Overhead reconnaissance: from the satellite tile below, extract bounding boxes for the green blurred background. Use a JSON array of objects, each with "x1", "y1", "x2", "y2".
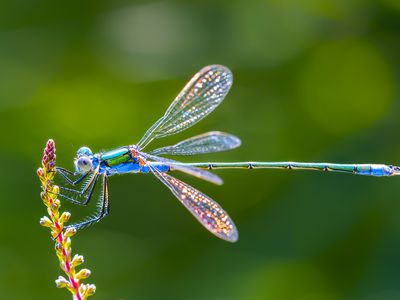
[{"x1": 1, "y1": 0, "x2": 400, "y2": 299}]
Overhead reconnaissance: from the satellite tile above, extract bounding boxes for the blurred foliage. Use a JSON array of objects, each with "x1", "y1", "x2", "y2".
[{"x1": 0, "y1": 0, "x2": 400, "y2": 299}]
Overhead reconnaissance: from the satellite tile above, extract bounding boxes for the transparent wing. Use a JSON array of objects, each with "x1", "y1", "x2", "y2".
[
  {"x1": 149, "y1": 131, "x2": 241, "y2": 156},
  {"x1": 146, "y1": 154, "x2": 223, "y2": 185},
  {"x1": 149, "y1": 165, "x2": 238, "y2": 242},
  {"x1": 137, "y1": 65, "x2": 233, "y2": 149}
]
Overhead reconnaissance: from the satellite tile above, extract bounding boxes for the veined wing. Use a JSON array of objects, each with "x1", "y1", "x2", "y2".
[
  {"x1": 149, "y1": 165, "x2": 238, "y2": 242},
  {"x1": 137, "y1": 65, "x2": 233, "y2": 149},
  {"x1": 146, "y1": 154, "x2": 223, "y2": 185},
  {"x1": 149, "y1": 131, "x2": 241, "y2": 156}
]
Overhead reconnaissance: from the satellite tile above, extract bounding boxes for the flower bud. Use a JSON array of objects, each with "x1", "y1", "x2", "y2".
[
  {"x1": 55, "y1": 276, "x2": 70, "y2": 288},
  {"x1": 75, "y1": 269, "x2": 91, "y2": 280},
  {"x1": 79, "y1": 284, "x2": 87, "y2": 296},
  {"x1": 47, "y1": 160, "x2": 55, "y2": 170},
  {"x1": 71, "y1": 254, "x2": 84, "y2": 267},
  {"x1": 42, "y1": 154, "x2": 48, "y2": 165},
  {"x1": 60, "y1": 212, "x2": 71, "y2": 223},
  {"x1": 55, "y1": 242, "x2": 63, "y2": 252},
  {"x1": 86, "y1": 284, "x2": 96, "y2": 296},
  {"x1": 64, "y1": 227, "x2": 76, "y2": 238},
  {"x1": 80, "y1": 283, "x2": 96, "y2": 297},
  {"x1": 51, "y1": 201, "x2": 60, "y2": 210},
  {"x1": 53, "y1": 185, "x2": 60, "y2": 194},
  {"x1": 37, "y1": 168, "x2": 44, "y2": 177},
  {"x1": 39, "y1": 216, "x2": 53, "y2": 228}
]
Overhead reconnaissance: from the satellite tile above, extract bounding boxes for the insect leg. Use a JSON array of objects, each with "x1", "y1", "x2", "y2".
[
  {"x1": 56, "y1": 170, "x2": 100, "y2": 206},
  {"x1": 55, "y1": 167, "x2": 89, "y2": 185},
  {"x1": 82, "y1": 173, "x2": 100, "y2": 205},
  {"x1": 49, "y1": 191, "x2": 84, "y2": 205},
  {"x1": 64, "y1": 174, "x2": 110, "y2": 230}
]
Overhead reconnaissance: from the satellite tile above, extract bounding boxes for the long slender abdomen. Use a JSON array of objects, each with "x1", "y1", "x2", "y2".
[{"x1": 183, "y1": 162, "x2": 400, "y2": 177}]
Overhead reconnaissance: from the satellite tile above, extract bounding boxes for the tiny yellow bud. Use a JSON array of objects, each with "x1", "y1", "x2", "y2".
[
  {"x1": 39, "y1": 216, "x2": 53, "y2": 228},
  {"x1": 53, "y1": 185, "x2": 60, "y2": 194},
  {"x1": 75, "y1": 269, "x2": 91, "y2": 280},
  {"x1": 80, "y1": 283, "x2": 96, "y2": 297},
  {"x1": 55, "y1": 276, "x2": 70, "y2": 288},
  {"x1": 64, "y1": 227, "x2": 76, "y2": 238},
  {"x1": 55, "y1": 242, "x2": 63, "y2": 253},
  {"x1": 86, "y1": 284, "x2": 96, "y2": 296},
  {"x1": 60, "y1": 212, "x2": 71, "y2": 223},
  {"x1": 71, "y1": 254, "x2": 84, "y2": 267},
  {"x1": 79, "y1": 284, "x2": 87, "y2": 296}
]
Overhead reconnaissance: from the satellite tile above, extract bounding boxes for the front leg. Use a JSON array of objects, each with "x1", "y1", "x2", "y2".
[
  {"x1": 55, "y1": 166, "x2": 100, "y2": 206},
  {"x1": 55, "y1": 167, "x2": 89, "y2": 186},
  {"x1": 65, "y1": 173, "x2": 110, "y2": 230}
]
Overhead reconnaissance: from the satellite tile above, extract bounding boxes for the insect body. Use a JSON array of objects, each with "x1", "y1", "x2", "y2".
[
  {"x1": 86, "y1": 146, "x2": 170, "y2": 175},
  {"x1": 56, "y1": 65, "x2": 400, "y2": 243}
]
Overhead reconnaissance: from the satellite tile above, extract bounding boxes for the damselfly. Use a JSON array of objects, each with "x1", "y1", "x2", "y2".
[{"x1": 55, "y1": 65, "x2": 400, "y2": 242}]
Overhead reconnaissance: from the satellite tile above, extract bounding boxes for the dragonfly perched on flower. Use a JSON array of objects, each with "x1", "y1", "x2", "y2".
[{"x1": 55, "y1": 65, "x2": 400, "y2": 242}]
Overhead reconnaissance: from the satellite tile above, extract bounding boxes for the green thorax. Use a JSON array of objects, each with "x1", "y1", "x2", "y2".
[{"x1": 102, "y1": 146, "x2": 131, "y2": 166}]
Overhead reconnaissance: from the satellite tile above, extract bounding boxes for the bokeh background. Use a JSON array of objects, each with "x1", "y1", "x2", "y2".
[{"x1": 1, "y1": 0, "x2": 400, "y2": 299}]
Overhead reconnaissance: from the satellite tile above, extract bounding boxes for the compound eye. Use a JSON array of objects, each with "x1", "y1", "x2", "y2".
[
  {"x1": 77, "y1": 156, "x2": 93, "y2": 173},
  {"x1": 77, "y1": 146, "x2": 93, "y2": 157}
]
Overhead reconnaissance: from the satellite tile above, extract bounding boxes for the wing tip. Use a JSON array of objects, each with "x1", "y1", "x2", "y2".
[
  {"x1": 216, "y1": 220, "x2": 239, "y2": 243},
  {"x1": 228, "y1": 231, "x2": 239, "y2": 243},
  {"x1": 220, "y1": 229, "x2": 239, "y2": 243},
  {"x1": 215, "y1": 178, "x2": 224, "y2": 185},
  {"x1": 202, "y1": 64, "x2": 233, "y2": 80},
  {"x1": 231, "y1": 135, "x2": 242, "y2": 148}
]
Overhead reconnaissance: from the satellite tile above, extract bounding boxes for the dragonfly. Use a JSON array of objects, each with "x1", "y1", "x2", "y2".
[{"x1": 55, "y1": 65, "x2": 400, "y2": 243}]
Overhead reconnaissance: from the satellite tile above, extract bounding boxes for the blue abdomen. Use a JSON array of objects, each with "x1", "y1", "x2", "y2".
[{"x1": 356, "y1": 164, "x2": 393, "y2": 176}]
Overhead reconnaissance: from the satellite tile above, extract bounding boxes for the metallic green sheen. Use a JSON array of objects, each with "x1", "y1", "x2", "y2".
[
  {"x1": 105, "y1": 153, "x2": 131, "y2": 166},
  {"x1": 102, "y1": 147, "x2": 131, "y2": 166}
]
